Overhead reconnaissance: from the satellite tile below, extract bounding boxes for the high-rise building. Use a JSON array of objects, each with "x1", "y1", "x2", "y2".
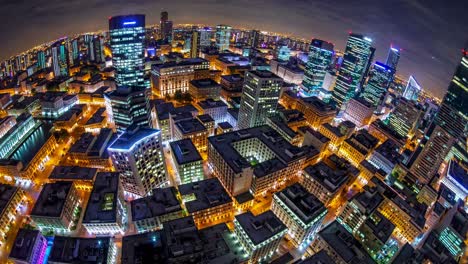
[
  {"x1": 68, "y1": 38, "x2": 79, "y2": 66},
  {"x1": 301, "y1": 39, "x2": 334, "y2": 97},
  {"x1": 276, "y1": 45, "x2": 291, "y2": 61},
  {"x1": 387, "y1": 98, "x2": 422, "y2": 138},
  {"x1": 88, "y1": 36, "x2": 105, "y2": 63},
  {"x1": 331, "y1": 33, "x2": 373, "y2": 108},
  {"x1": 249, "y1": 29, "x2": 260, "y2": 48},
  {"x1": 199, "y1": 27, "x2": 212, "y2": 48},
  {"x1": 238, "y1": 70, "x2": 283, "y2": 129},
  {"x1": 190, "y1": 30, "x2": 200, "y2": 58},
  {"x1": 160, "y1": 11, "x2": 173, "y2": 43},
  {"x1": 109, "y1": 14, "x2": 146, "y2": 88},
  {"x1": 51, "y1": 40, "x2": 69, "y2": 78},
  {"x1": 108, "y1": 126, "x2": 168, "y2": 197},
  {"x1": 215, "y1": 25, "x2": 232, "y2": 51},
  {"x1": 385, "y1": 46, "x2": 400, "y2": 70},
  {"x1": 360, "y1": 62, "x2": 394, "y2": 107},
  {"x1": 104, "y1": 86, "x2": 151, "y2": 132},
  {"x1": 37, "y1": 50, "x2": 46, "y2": 70},
  {"x1": 402, "y1": 75, "x2": 421, "y2": 102}
]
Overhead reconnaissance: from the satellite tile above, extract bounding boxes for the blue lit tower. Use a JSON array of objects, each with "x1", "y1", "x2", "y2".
[
  {"x1": 36, "y1": 50, "x2": 46, "y2": 70},
  {"x1": 301, "y1": 39, "x2": 334, "y2": 97},
  {"x1": 68, "y1": 38, "x2": 79, "y2": 66},
  {"x1": 402, "y1": 75, "x2": 421, "y2": 102},
  {"x1": 216, "y1": 25, "x2": 232, "y2": 51},
  {"x1": 276, "y1": 45, "x2": 291, "y2": 62},
  {"x1": 386, "y1": 45, "x2": 400, "y2": 71},
  {"x1": 109, "y1": 14, "x2": 146, "y2": 88},
  {"x1": 331, "y1": 33, "x2": 373, "y2": 108},
  {"x1": 51, "y1": 39, "x2": 69, "y2": 78},
  {"x1": 360, "y1": 62, "x2": 394, "y2": 107}
]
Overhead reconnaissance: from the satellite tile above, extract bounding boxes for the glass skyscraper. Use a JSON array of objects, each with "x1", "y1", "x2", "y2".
[
  {"x1": 361, "y1": 62, "x2": 394, "y2": 107},
  {"x1": 36, "y1": 50, "x2": 46, "y2": 70},
  {"x1": 301, "y1": 39, "x2": 334, "y2": 97},
  {"x1": 238, "y1": 70, "x2": 283, "y2": 129},
  {"x1": 160, "y1": 11, "x2": 173, "y2": 44},
  {"x1": 385, "y1": 46, "x2": 400, "y2": 71},
  {"x1": 331, "y1": 33, "x2": 373, "y2": 108},
  {"x1": 402, "y1": 75, "x2": 421, "y2": 102},
  {"x1": 109, "y1": 14, "x2": 146, "y2": 88},
  {"x1": 51, "y1": 40, "x2": 69, "y2": 78},
  {"x1": 215, "y1": 25, "x2": 232, "y2": 51}
]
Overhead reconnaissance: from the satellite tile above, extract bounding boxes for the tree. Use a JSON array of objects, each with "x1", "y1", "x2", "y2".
[
  {"x1": 182, "y1": 92, "x2": 193, "y2": 103},
  {"x1": 165, "y1": 93, "x2": 172, "y2": 101},
  {"x1": 79, "y1": 86, "x2": 85, "y2": 94},
  {"x1": 174, "y1": 90, "x2": 183, "y2": 102}
]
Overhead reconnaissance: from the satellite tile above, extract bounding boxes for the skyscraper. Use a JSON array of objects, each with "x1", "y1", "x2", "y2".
[
  {"x1": 301, "y1": 39, "x2": 334, "y2": 97},
  {"x1": 199, "y1": 27, "x2": 212, "y2": 48},
  {"x1": 402, "y1": 75, "x2": 421, "y2": 102},
  {"x1": 360, "y1": 62, "x2": 394, "y2": 107},
  {"x1": 215, "y1": 25, "x2": 232, "y2": 51},
  {"x1": 190, "y1": 30, "x2": 200, "y2": 58},
  {"x1": 36, "y1": 50, "x2": 46, "y2": 70},
  {"x1": 386, "y1": 46, "x2": 400, "y2": 71},
  {"x1": 109, "y1": 14, "x2": 146, "y2": 88},
  {"x1": 387, "y1": 98, "x2": 422, "y2": 138},
  {"x1": 276, "y1": 45, "x2": 291, "y2": 61},
  {"x1": 67, "y1": 38, "x2": 79, "y2": 66},
  {"x1": 88, "y1": 36, "x2": 105, "y2": 63},
  {"x1": 51, "y1": 40, "x2": 69, "y2": 78},
  {"x1": 104, "y1": 86, "x2": 151, "y2": 132},
  {"x1": 331, "y1": 33, "x2": 373, "y2": 108},
  {"x1": 160, "y1": 11, "x2": 173, "y2": 43},
  {"x1": 108, "y1": 126, "x2": 168, "y2": 196},
  {"x1": 238, "y1": 70, "x2": 283, "y2": 129},
  {"x1": 249, "y1": 29, "x2": 260, "y2": 48}
]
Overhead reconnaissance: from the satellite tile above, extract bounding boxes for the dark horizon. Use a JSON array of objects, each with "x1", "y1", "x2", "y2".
[{"x1": 0, "y1": 0, "x2": 466, "y2": 98}]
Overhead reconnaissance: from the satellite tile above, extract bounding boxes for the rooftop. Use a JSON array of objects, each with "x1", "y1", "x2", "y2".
[
  {"x1": 274, "y1": 183, "x2": 327, "y2": 225},
  {"x1": 190, "y1": 78, "x2": 220, "y2": 88},
  {"x1": 296, "y1": 250, "x2": 334, "y2": 264},
  {"x1": 8, "y1": 229, "x2": 44, "y2": 262},
  {"x1": 108, "y1": 127, "x2": 160, "y2": 151},
  {"x1": 362, "y1": 211, "x2": 395, "y2": 243},
  {"x1": 197, "y1": 99, "x2": 227, "y2": 109},
  {"x1": 175, "y1": 118, "x2": 207, "y2": 135},
  {"x1": 49, "y1": 166, "x2": 98, "y2": 181},
  {"x1": 374, "y1": 139, "x2": 402, "y2": 164},
  {"x1": 31, "y1": 181, "x2": 73, "y2": 218},
  {"x1": 218, "y1": 122, "x2": 233, "y2": 130},
  {"x1": 170, "y1": 139, "x2": 202, "y2": 165},
  {"x1": 178, "y1": 178, "x2": 232, "y2": 213},
  {"x1": 235, "y1": 210, "x2": 286, "y2": 245},
  {"x1": 82, "y1": 172, "x2": 120, "y2": 224},
  {"x1": 85, "y1": 107, "x2": 106, "y2": 125},
  {"x1": 49, "y1": 236, "x2": 110, "y2": 263},
  {"x1": 131, "y1": 187, "x2": 182, "y2": 221},
  {"x1": 121, "y1": 231, "x2": 164, "y2": 264},
  {"x1": 447, "y1": 159, "x2": 468, "y2": 190},
  {"x1": 197, "y1": 114, "x2": 215, "y2": 124},
  {"x1": 301, "y1": 96, "x2": 337, "y2": 113},
  {"x1": 352, "y1": 185, "x2": 384, "y2": 214},
  {"x1": 152, "y1": 58, "x2": 208, "y2": 70}
]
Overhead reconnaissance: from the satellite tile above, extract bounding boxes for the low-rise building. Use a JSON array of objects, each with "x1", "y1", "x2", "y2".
[
  {"x1": 67, "y1": 128, "x2": 115, "y2": 169},
  {"x1": 300, "y1": 126, "x2": 330, "y2": 156},
  {"x1": 131, "y1": 187, "x2": 183, "y2": 233},
  {"x1": 367, "y1": 139, "x2": 402, "y2": 175},
  {"x1": 294, "y1": 96, "x2": 337, "y2": 129},
  {"x1": 195, "y1": 99, "x2": 227, "y2": 124},
  {"x1": 48, "y1": 166, "x2": 98, "y2": 191},
  {"x1": 318, "y1": 123, "x2": 346, "y2": 151},
  {"x1": 30, "y1": 181, "x2": 80, "y2": 231},
  {"x1": 0, "y1": 184, "x2": 25, "y2": 247},
  {"x1": 173, "y1": 118, "x2": 209, "y2": 153},
  {"x1": 82, "y1": 172, "x2": 127, "y2": 235},
  {"x1": 271, "y1": 183, "x2": 327, "y2": 247},
  {"x1": 8, "y1": 229, "x2": 48, "y2": 264},
  {"x1": 234, "y1": 210, "x2": 287, "y2": 263},
  {"x1": 189, "y1": 78, "x2": 221, "y2": 101},
  {"x1": 338, "y1": 130, "x2": 379, "y2": 166},
  {"x1": 356, "y1": 211, "x2": 395, "y2": 261},
  {"x1": 216, "y1": 121, "x2": 233, "y2": 135},
  {"x1": 170, "y1": 139, "x2": 204, "y2": 184},
  {"x1": 48, "y1": 236, "x2": 116, "y2": 264},
  {"x1": 178, "y1": 178, "x2": 233, "y2": 228}
]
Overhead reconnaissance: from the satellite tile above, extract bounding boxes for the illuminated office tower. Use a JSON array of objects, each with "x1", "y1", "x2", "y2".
[
  {"x1": 436, "y1": 206, "x2": 468, "y2": 259},
  {"x1": 387, "y1": 98, "x2": 422, "y2": 138},
  {"x1": 301, "y1": 39, "x2": 334, "y2": 97},
  {"x1": 360, "y1": 62, "x2": 394, "y2": 107},
  {"x1": 199, "y1": 27, "x2": 212, "y2": 48},
  {"x1": 276, "y1": 45, "x2": 291, "y2": 61},
  {"x1": 68, "y1": 38, "x2": 79, "y2": 66},
  {"x1": 250, "y1": 29, "x2": 260, "y2": 48},
  {"x1": 37, "y1": 50, "x2": 46, "y2": 69},
  {"x1": 402, "y1": 75, "x2": 421, "y2": 102},
  {"x1": 88, "y1": 36, "x2": 105, "y2": 63},
  {"x1": 104, "y1": 86, "x2": 151, "y2": 132},
  {"x1": 109, "y1": 14, "x2": 146, "y2": 88},
  {"x1": 216, "y1": 25, "x2": 232, "y2": 51},
  {"x1": 108, "y1": 126, "x2": 168, "y2": 197},
  {"x1": 385, "y1": 46, "x2": 400, "y2": 70},
  {"x1": 238, "y1": 70, "x2": 283, "y2": 129},
  {"x1": 190, "y1": 30, "x2": 200, "y2": 58},
  {"x1": 51, "y1": 40, "x2": 69, "y2": 78},
  {"x1": 331, "y1": 33, "x2": 373, "y2": 108},
  {"x1": 160, "y1": 11, "x2": 173, "y2": 43}
]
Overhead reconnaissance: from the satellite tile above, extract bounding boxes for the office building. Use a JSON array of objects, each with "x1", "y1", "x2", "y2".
[
  {"x1": 271, "y1": 183, "x2": 327, "y2": 247},
  {"x1": 48, "y1": 236, "x2": 115, "y2": 264},
  {"x1": 178, "y1": 178, "x2": 233, "y2": 228},
  {"x1": 294, "y1": 96, "x2": 337, "y2": 129},
  {"x1": 190, "y1": 30, "x2": 200, "y2": 58},
  {"x1": 436, "y1": 206, "x2": 468, "y2": 259},
  {"x1": 276, "y1": 45, "x2": 291, "y2": 61},
  {"x1": 30, "y1": 181, "x2": 80, "y2": 231},
  {"x1": 331, "y1": 33, "x2": 373, "y2": 108},
  {"x1": 189, "y1": 78, "x2": 221, "y2": 101},
  {"x1": 67, "y1": 128, "x2": 115, "y2": 169},
  {"x1": 215, "y1": 25, "x2": 232, "y2": 51},
  {"x1": 387, "y1": 98, "x2": 422, "y2": 138},
  {"x1": 338, "y1": 129, "x2": 379, "y2": 166},
  {"x1": 301, "y1": 155, "x2": 359, "y2": 205},
  {"x1": 440, "y1": 159, "x2": 467, "y2": 202},
  {"x1": 130, "y1": 186, "x2": 183, "y2": 233},
  {"x1": 238, "y1": 70, "x2": 283, "y2": 129},
  {"x1": 208, "y1": 125, "x2": 315, "y2": 198},
  {"x1": 310, "y1": 221, "x2": 375, "y2": 264},
  {"x1": 160, "y1": 11, "x2": 173, "y2": 43},
  {"x1": 270, "y1": 59, "x2": 304, "y2": 85},
  {"x1": 360, "y1": 62, "x2": 394, "y2": 108},
  {"x1": 51, "y1": 39, "x2": 69, "y2": 78},
  {"x1": 88, "y1": 36, "x2": 105, "y2": 63},
  {"x1": 386, "y1": 46, "x2": 400, "y2": 70},
  {"x1": 68, "y1": 38, "x2": 79, "y2": 66},
  {"x1": 356, "y1": 211, "x2": 395, "y2": 262},
  {"x1": 48, "y1": 166, "x2": 98, "y2": 191},
  {"x1": 173, "y1": 117, "x2": 209, "y2": 152},
  {"x1": 234, "y1": 211, "x2": 287, "y2": 263},
  {"x1": 151, "y1": 58, "x2": 210, "y2": 97},
  {"x1": 195, "y1": 98, "x2": 227, "y2": 124},
  {"x1": 0, "y1": 184, "x2": 25, "y2": 247},
  {"x1": 104, "y1": 86, "x2": 151, "y2": 132},
  {"x1": 402, "y1": 75, "x2": 421, "y2": 102},
  {"x1": 170, "y1": 139, "x2": 204, "y2": 184},
  {"x1": 82, "y1": 172, "x2": 127, "y2": 235},
  {"x1": 367, "y1": 139, "x2": 402, "y2": 175},
  {"x1": 301, "y1": 39, "x2": 334, "y2": 97},
  {"x1": 108, "y1": 126, "x2": 168, "y2": 196},
  {"x1": 36, "y1": 50, "x2": 46, "y2": 70},
  {"x1": 109, "y1": 14, "x2": 146, "y2": 88},
  {"x1": 342, "y1": 97, "x2": 374, "y2": 128},
  {"x1": 8, "y1": 229, "x2": 48, "y2": 264},
  {"x1": 198, "y1": 27, "x2": 212, "y2": 48}
]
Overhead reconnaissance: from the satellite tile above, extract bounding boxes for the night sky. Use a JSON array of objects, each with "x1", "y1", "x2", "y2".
[{"x1": 1, "y1": 0, "x2": 466, "y2": 98}]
